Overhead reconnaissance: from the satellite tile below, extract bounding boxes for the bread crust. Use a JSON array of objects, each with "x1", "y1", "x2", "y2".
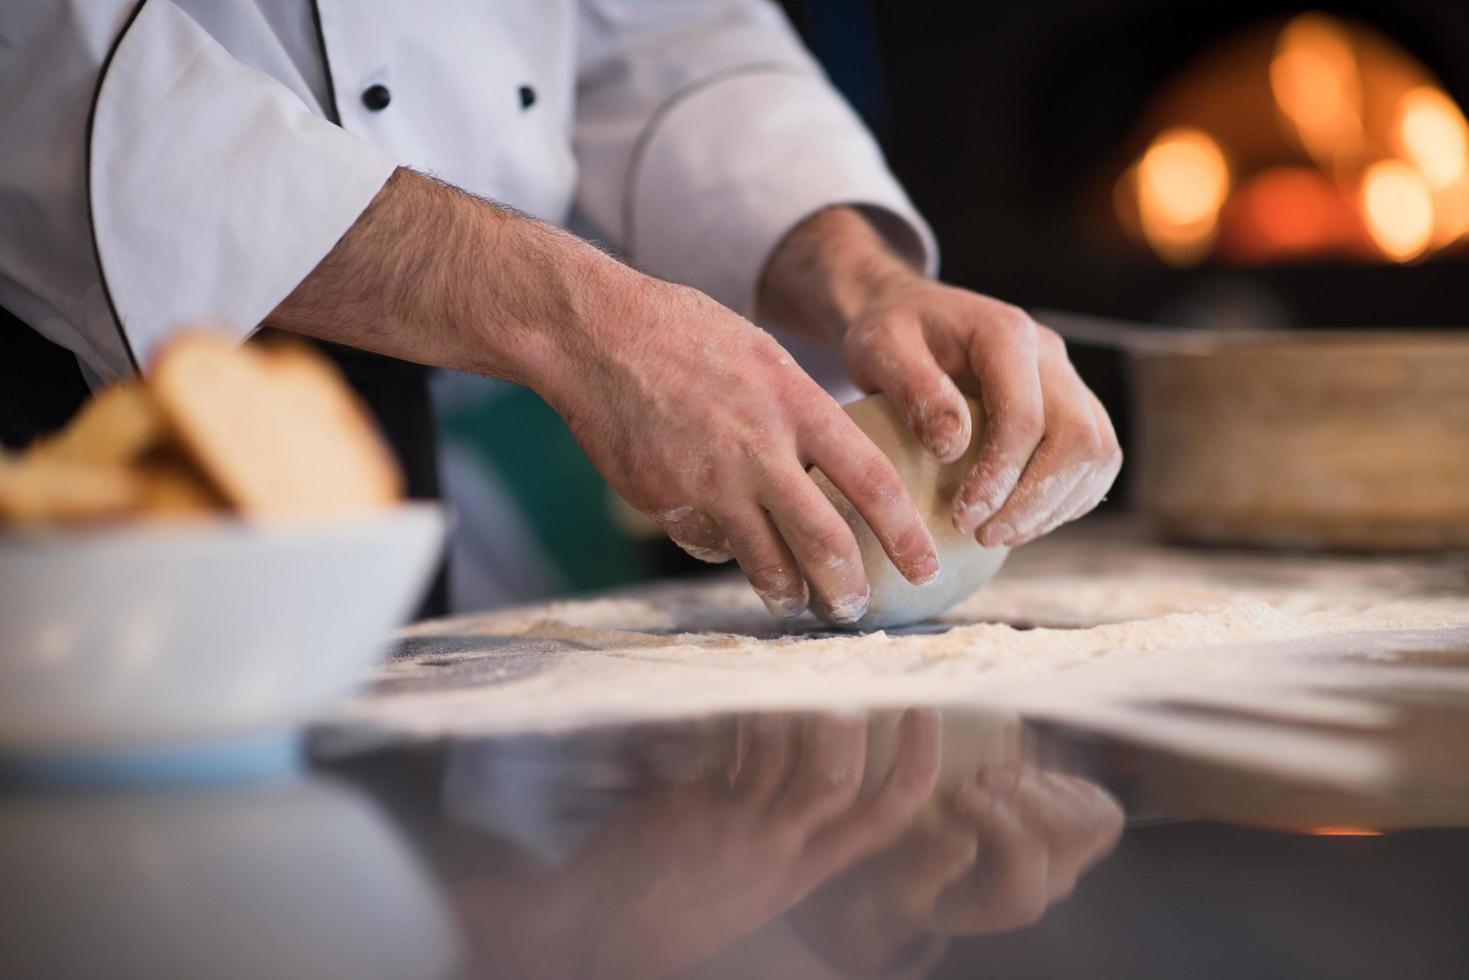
[
  {"x1": 148, "y1": 332, "x2": 403, "y2": 518},
  {"x1": 1, "y1": 330, "x2": 404, "y2": 528}
]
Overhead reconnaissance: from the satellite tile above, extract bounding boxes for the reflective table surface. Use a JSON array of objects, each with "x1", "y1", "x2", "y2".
[
  {"x1": 6, "y1": 532, "x2": 1469, "y2": 979},
  {"x1": 6, "y1": 703, "x2": 1469, "y2": 979}
]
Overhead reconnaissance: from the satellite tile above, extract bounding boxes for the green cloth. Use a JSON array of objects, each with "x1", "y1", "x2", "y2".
[{"x1": 437, "y1": 385, "x2": 654, "y2": 592}]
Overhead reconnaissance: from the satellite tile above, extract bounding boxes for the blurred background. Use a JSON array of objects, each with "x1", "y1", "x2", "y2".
[{"x1": 437, "y1": 1, "x2": 1469, "y2": 611}]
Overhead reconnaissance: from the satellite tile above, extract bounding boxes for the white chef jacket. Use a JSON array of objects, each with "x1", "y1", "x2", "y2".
[{"x1": 0, "y1": 0, "x2": 936, "y2": 385}]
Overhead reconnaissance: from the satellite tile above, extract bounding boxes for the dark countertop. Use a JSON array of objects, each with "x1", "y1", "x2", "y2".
[{"x1": 5, "y1": 526, "x2": 1469, "y2": 979}]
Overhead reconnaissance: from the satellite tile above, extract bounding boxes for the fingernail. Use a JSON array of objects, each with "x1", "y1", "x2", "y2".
[
  {"x1": 979, "y1": 521, "x2": 1012, "y2": 548},
  {"x1": 953, "y1": 486, "x2": 1008, "y2": 534},
  {"x1": 953, "y1": 464, "x2": 1023, "y2": 533},
  {"x1": 827, "y1": 589, "x2": 870, "y2": 624},
  {"x1": 910, "y1": 552, "x2": 941, "y2": 586},
  {"x1": 754, "y1": 569, "x2": 806, "y2": 618},
  {"x1": 759, "y1": 591, "x2": 807, "y2": 619},
  {"x1": 901, "y1": 705, "x2": 941, "y2": 734},
  {"x1": 928, "y1": 413, "x2": 965, "y2": 460},
  {"x1": 953, "y1": 501, "x2": 989, "y2": 534}
]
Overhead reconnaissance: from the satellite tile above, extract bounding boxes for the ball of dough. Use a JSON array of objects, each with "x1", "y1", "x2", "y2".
[{"x1": 811, "y1": 393, "x2": 1008, "y2": 629}]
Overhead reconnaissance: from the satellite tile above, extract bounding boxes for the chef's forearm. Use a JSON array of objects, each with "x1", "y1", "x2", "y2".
[
  {"x1": 268, "y1": 167, "x2": 636, "y2": 394},
  {"x1": 755, "y1": 206, "x2": 924, "y2": 343}
]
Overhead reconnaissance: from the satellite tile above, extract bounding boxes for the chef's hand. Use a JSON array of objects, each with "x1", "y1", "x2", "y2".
[
  {"x1": 540, "y1": 275, "x2": 943, "y2": 623},
  {"x1": 759, "y1": 207, "x2": 1122, "y2": 548},
  {"x1": 270, "y1": 169, "x2": 940, "y2": 622},
  {"x1": 790, "y1": 761, "x2": 1124, "y2": 974}
]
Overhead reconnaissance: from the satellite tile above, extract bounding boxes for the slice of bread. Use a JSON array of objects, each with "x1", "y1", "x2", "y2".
[
  {"x1": 0, "y1": 454, "x2": 145, "y2": 525},
  {"x1": 134, "y1": 453, "x2": 229, "y2": 519},
  {"x1": 149, "y1": 332, "x2": 403, "y2": 518},
  {"x1": 25, "y1": 383, "x2": 168, "y2": 466}
]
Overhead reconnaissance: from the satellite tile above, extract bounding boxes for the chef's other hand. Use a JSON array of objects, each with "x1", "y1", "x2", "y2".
[
  {"x1": 270, "y1": 169, "x2": 940, "y2": 622},
  {"x1": 759, "y1": 207, "x2": 1122, "y2": 548}
]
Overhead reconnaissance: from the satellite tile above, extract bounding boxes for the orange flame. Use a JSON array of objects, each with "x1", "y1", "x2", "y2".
[
  {"x1": 1118, "y1": 12, "x2": 1469, "y2": 265},
  {"x1": 1361, "y1": 160, "x2": 1434, "y2": 261},
  {"x1": 1396, "y1": 86, "x2": 1469, "y2": 189},
  {"x1": 1135, "y1": 127, "x2": 1231, "y2": 266},
  {"x1": 1270, "y1": 13, "x2": 1364, "y2": 166}
]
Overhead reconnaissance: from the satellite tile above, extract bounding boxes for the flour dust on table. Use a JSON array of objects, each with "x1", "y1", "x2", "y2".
[{"x1": 334, "y1": 530, "x2": 1469, "y2": 789}]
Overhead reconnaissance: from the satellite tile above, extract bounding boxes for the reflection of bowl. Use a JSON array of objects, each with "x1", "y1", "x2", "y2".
[
  {"x1": 0, "y1": 504, "x2": 445, "y2": 755},
  {"x1": 0, "y1": 777, "x2": 461, "y2": 979}
]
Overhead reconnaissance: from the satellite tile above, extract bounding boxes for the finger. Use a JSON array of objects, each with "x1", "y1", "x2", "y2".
[
  {"x1": 653, "y1": 505, "x2": 733, "y2": 564},
  {"x1": 975, "y1": 354, "x2": 1105, "y2": 548},
  {"x1": 802, "y1": 707, "x2": 942, "y2": 881},
  {"x1": 717, "y1": 506, "x2": 810, "y2": 618},
  {"x1": 937, "y1": 783, "x2": 1051, "y2": 934},
  {"x1": 1053, "y1": 394, "x2": 1122, "y2": 527},
  {"x1": 1065, "y1": 448, "x2": 1122, "y2": 525},
  {"x1": 631, "y1": 718, "x2": 713, "y2": 784},
  {"x1": 951, "y1": 308, "x2": 1044, "y2": 534},
  {"x1": 1003, "y1": 394, "x2": 1111, "y2": 545},
  {"x1": 1088, "y1": 387, "x2": 1121, "y2": 464},
  {"x1": 761, "y1": 468, "x2": 871, "y2": 623},
  {"x1": 1008, "y1": 771, "x2": 1125, "y2": 892},
  {"x1": 1015, "y1": 474, "x2": 1098, "y2": 547},
  {"x1": 974, "y1": 439, "x2": 1092, "y2": 548},
  {"x1": 713, "y1": 716, "x2": 745, "y2": 787},
  {"x1": 847, "y1": 328, "x2": 972, "y2": 462},
  {"x1": 802, "y1": 417, "x2": 940, "y2": 590},
  {"x1": 730, "y1": 714, "x2": 800, "y2": 803},
  {"x1": 774, "y1": 714, "x2": 869, "y2": 831},
  {"x1": 886, "y1": 816, "x2": 982, "y2": 925},
  {"x1": 1069, "y1": 778, "x2": 1125, "y2": 874},
  {"x1": 1028, "y1": 447, "x2": 1121, "y2": 544}
]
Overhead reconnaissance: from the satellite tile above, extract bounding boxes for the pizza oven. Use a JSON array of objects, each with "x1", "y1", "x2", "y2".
[{"x1": 782, "y1": 0, "x2": 1469, "y2": 506}]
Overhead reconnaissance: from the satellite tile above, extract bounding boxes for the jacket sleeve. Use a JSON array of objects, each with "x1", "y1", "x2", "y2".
[
  {"x1": 572, "y1": 0, "x2": 938, "y2": 319},
  {"x1": 0, "y1": 0, "x2": 396, "y2": 382}
]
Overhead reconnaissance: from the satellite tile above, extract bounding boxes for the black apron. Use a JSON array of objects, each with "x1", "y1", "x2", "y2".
[{"x1": 0, "y1": 307, "x2": 449, "y2": 617}]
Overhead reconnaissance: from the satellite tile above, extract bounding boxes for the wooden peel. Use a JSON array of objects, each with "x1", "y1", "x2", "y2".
[{"x1": 1036, "y1": 309, "x2": 1469, "y2": 550}]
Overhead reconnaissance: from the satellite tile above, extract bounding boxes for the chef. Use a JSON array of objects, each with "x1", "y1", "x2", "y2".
[{"x1": 0, "y1": 0, "x2": 1120, "y2": 622}]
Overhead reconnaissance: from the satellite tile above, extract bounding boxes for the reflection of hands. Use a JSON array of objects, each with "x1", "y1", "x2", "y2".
[
  {"x1": 793, "y1": 762, "x2": 1124, "y2": 974},
  {"x1": 575, "y1": 710, "x2": 941, "y2": 978},
  {"x1": 462, "y1": 710, "x2": 941, "y2": 980},
  {"x1": 884, "y1": 764, "x2": 1123, "y2": 933}
]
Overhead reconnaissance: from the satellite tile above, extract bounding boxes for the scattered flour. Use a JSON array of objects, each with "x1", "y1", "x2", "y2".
[{"x1": 350, "y1": 533, "x2": 1469, "y2": 785}]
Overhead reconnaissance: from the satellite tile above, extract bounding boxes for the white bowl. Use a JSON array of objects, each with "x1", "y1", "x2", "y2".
[{"x1": 0, "y1": 504, "x2": 445, "y2": 755}]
